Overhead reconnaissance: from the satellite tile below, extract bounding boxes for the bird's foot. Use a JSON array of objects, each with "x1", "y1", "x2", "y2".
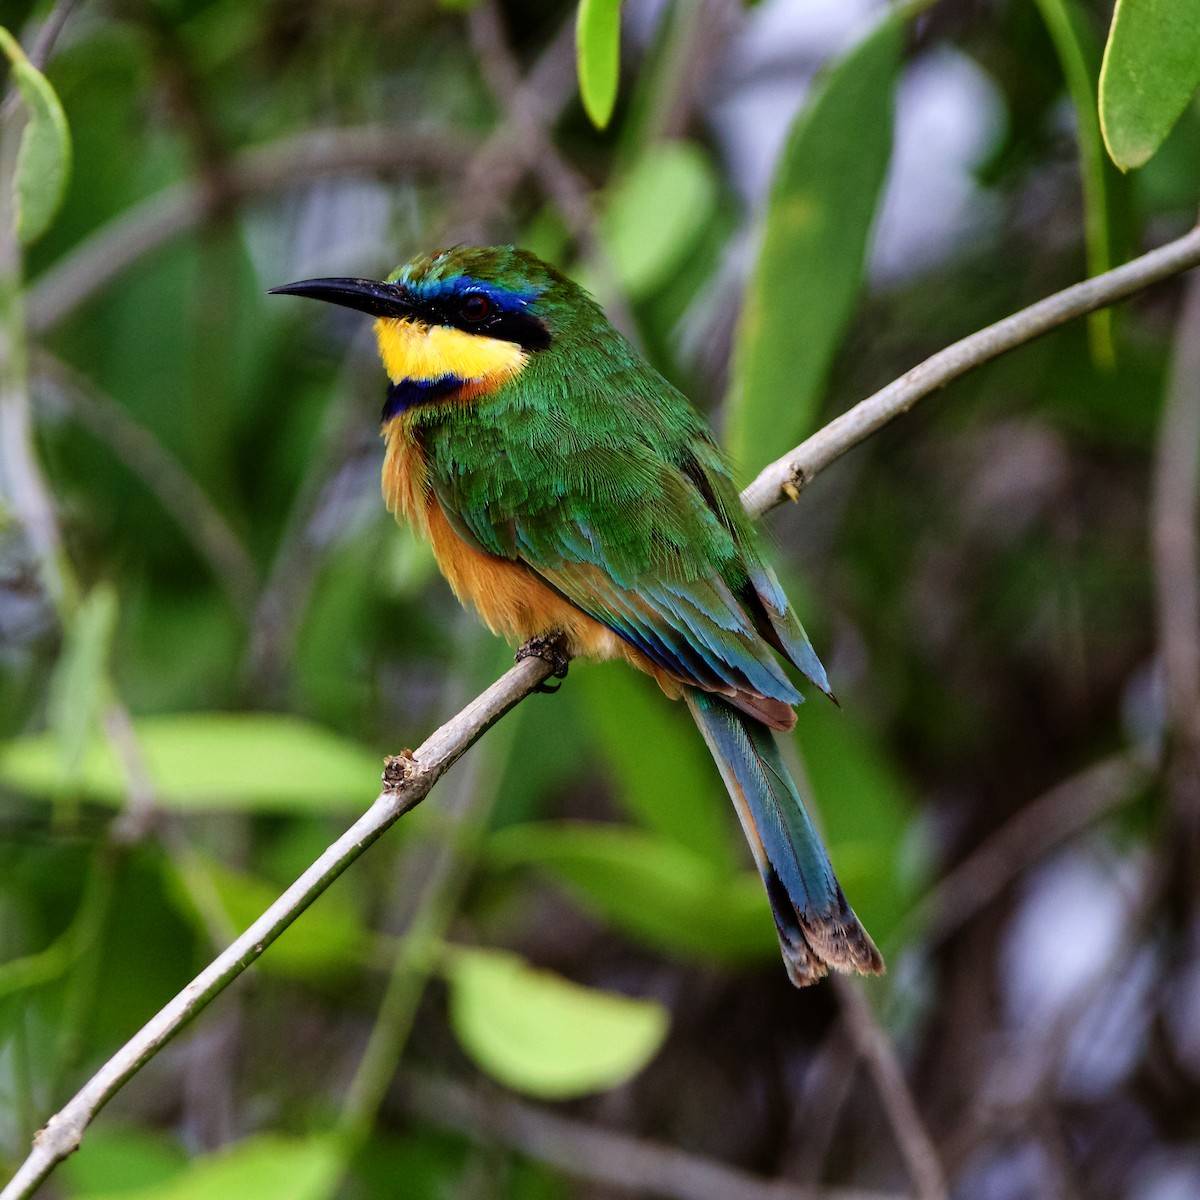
[{"x1": 516, "y1": 632, "x2": 571, "y2": 693}]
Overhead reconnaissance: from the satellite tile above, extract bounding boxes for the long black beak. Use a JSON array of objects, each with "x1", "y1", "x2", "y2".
[{"x1": 268, "y1": 277, "x2": 415, "y2": 319}]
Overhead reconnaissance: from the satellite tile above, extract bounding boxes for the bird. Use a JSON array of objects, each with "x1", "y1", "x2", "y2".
[{"x1": 271, "y1": 245, "x2": 882, "y2": 987}]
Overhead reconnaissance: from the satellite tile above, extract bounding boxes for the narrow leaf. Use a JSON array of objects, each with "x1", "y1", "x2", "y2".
[
  {"x1": 0, "y1": 713, "x2": 381, "y2": 812},
  {"x1": 0, "y1": 25, "x2": 72, "y2": 244},
  {"x1": 577, "y1": 0, "x2": 622, "y2": 129},
  {"x1": 489, "y1": 821, "x2": 777, "y2": 962},
  {"x1": 724, "y1": 13, "x2": 901, "y2": 472},
  {"x1": 1100, "y1": 0, "x2": 1200, "y2": 171},
  {"x1": 446, "y1": 947, "x2": 668, "y2": 1098},
  {"x1": 1034, "y1": 0, "x2": 1122, "y2": 365}
]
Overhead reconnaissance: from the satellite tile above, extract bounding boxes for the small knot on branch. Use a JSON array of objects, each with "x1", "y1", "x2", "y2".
[{"x1": 382, "y1": 750, "x2": 416, "y2": 792}]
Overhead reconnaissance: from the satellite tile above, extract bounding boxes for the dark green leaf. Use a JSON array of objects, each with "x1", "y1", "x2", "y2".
[
  {"x1": 445, "y1": 946, "x2": 668, "y2": 1098},
  {"x1": 489, "y1": 821, "x2": 777, "y2": 962},
  {"x1": 573, "y1": 663, "x2": 736, "y2": 872},
  {"x1": 576, "y1": 0, "x2": 622, "y2": 129},
  {"x1": 1100, "y1": 0, "x2": 1200, "y2": 171},
  {"x1": 724, "y1": 13, "x2": 901, "y2": 472}
]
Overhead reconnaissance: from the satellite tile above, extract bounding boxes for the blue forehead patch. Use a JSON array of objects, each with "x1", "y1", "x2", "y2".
[{"x1": 391, "y1": 272, "x2": 541, "y2": 311}]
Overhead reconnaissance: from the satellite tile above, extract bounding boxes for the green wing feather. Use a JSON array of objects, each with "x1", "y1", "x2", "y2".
[{"x1": 409, "y1": 323, "x2": 826, "y2": 709}]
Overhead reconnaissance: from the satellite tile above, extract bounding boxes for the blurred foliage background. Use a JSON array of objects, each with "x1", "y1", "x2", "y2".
[{"x1": 1, "y1": 0, "x2": 1199, "y2": 1197}]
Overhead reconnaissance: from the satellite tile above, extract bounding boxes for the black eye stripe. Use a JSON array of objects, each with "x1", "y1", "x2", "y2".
[{"x1": 413, "y1": 295, "x2": 551, "y2": 352}]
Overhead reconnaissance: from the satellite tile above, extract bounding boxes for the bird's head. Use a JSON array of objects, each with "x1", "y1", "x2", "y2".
[{"x1": 271, "y1": 246, "x2": 590, "y2": 417}]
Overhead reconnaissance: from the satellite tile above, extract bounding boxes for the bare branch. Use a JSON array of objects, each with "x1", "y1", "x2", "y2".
[
  {"x1": 741, "y1": 223, "x2": 1200, "y2": 517},
  {"x1": 398, "y1": 1069, "x2": 904, "y2": 1200}
]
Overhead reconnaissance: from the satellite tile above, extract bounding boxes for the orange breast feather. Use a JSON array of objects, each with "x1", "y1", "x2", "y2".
[{"x1": 381, "y1": 416, "x2": 658, "y2": 672}]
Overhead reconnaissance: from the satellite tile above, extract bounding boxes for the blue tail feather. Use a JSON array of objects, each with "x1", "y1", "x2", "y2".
[{"x1": 685, "y1": 688, "x2": 882, "y2": 986}]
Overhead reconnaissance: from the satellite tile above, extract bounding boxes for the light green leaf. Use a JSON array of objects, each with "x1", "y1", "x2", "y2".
[
  {"x1": 489, "y1": 821, "x2": 777, "y2": 962},
  {"x1": 1100, "y1": 0, "x2": 1200, "y2": 171},
  {"x1": 0, "y1": 25, "x2": 72, "y2": 244},
  {"x1": 0, "y1": 713, "x2": 380, "y2": 812},
  {"x1": 46, "y1": 583, "x2": 118, "y2": 786},
  {"x1": 577, "y1": 0, "x2": 622, "y2": 129},
  {"x1": 573, "y1": 663, "x2": 736, "y2": 872},
  {"x1": 724, "y1": 14, "x2": 901, "y2": 472},
  {"x1": 1034, "y1": 0, "x2": 1123, "y2": 365},
  {"x1": 60, "y1": 1126, "x2": 188, "y2": 1196},
  {"x1": 78, "y1": 1136, "x2": 343, "y2": 1200},
  {"x1": 598, "y1": 142, "x2": 718, "y2": 299},
  {"x1": 446, "y1": 946, "x2": 668, "y2": 1098}
]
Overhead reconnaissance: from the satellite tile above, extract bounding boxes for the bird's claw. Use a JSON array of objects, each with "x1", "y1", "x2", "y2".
[{"x1": 516, "y1": 632, "x2": 571, "y2": 693}]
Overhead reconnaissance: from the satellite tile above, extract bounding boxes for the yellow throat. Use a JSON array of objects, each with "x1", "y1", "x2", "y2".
[{"x1": 372, "y1": 317, "x2": 528, "y2": 385}]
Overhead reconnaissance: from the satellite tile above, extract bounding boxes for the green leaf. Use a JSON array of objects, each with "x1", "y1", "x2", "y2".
[
  {"x1": 1033, "y1": 0, "x2": 1123, "y2": 365},
  {"x1": 576, "y1": 0, "x2": 622, "y2": 129},
  {"x1": 724, "y1": 14, "x2": 901, "y2": 472},
  {"x1": 1100, "y1": 0, "x2": 1200, "y2": 171},
  {"x1": 445, "y1": 947, "x2": 668, "y2": 1098},
  {"x1": 0, "y1": 25, "x2": 72, "y2": 244},
  {"x1": 598, "y1": 142, "x2": 718, "y2": 299},
  {"x1": 162, "y1": 854, "x2": 369, "y2": 980},
  {"x1": 77, "y1": 1136, "x2": 343, "y2": 1200},
  {"x1": 46, "y1": 583, "x2": 118, "y2": 787},
  {"x1": 0, "y1": 713, "x2": 380, "y2": 813},
  {"x1": 573, "y1": 663, "x2": 736, "y2": 872},
  {"x1": 489, "y1": 821, "x2": 777, "y2": 962},
  {"x1": 60, "y1": 1126, "x2": 188, "y2": 1196}
]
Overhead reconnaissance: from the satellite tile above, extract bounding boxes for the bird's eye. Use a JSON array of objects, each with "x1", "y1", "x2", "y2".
[{"x1": 460, "y1": 293, "x2": 491, "y2": 321}]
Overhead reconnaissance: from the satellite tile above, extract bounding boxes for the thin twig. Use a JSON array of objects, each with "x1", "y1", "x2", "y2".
[
  {"x1": 741, "y1": 223, "x2": 1200, "y2": 516},
  {"x1": 397, "y1": 1069, "x2": 903, "y2": 1200},
  {"x1": 6, "y1": 207, "x2": 1200, "y2": 1200},
  {"x1": 833, "y1": 978, "x2": 948, "y2": 1200},
  {"x1": 26, "y1": 126, "x2": 478, "y2": 334}
]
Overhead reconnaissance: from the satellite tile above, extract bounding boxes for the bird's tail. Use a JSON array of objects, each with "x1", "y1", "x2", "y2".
[{"x1": 684, "y1": 688, "x2": 884, "y2": 987}]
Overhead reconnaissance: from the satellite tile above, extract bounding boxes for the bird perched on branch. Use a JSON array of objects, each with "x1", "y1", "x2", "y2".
[{"x1": 272, "y1": 246, "x2": 882, "y2": 986}]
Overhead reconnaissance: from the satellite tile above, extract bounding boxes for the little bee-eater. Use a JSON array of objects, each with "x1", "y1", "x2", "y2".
[{"x1": 273, "y1": 246, "x2": 882, "y2": 986}]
